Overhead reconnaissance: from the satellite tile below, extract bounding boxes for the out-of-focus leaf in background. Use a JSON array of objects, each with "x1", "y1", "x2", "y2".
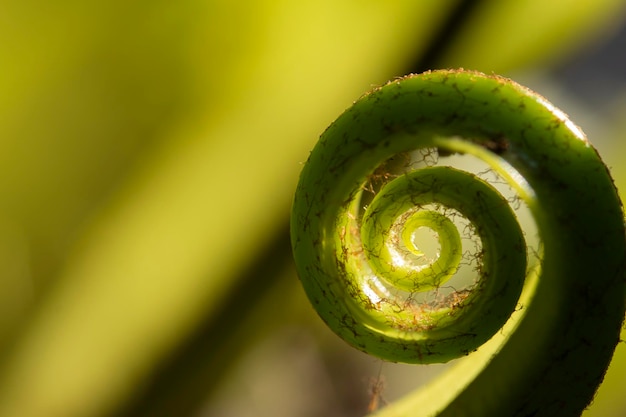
[{"x1": 0, "y1": 1, "x2": 624, "y2": 417}]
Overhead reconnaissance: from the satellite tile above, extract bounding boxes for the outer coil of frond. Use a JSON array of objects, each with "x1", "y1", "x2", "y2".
[{"x1": 291, "y1": 69, "x2": 625, "y2": 416}]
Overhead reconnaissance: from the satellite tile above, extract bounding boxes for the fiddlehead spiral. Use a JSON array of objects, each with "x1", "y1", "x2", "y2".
[{"x1": 291, "y1": 69, "x2": 625, "y2": 416}]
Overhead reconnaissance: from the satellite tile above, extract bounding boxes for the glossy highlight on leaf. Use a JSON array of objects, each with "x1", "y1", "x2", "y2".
[{"x1": 290, "y1": 69, "x2": 625, "y2": 416}]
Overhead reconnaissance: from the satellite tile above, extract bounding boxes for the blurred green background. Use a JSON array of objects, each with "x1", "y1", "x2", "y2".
[{"x1": 0, "y1": 1, "x2": 625, "y2": 416}]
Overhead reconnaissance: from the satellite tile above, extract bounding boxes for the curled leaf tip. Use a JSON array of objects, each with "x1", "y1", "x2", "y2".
[{"x1": 291, "y1": 69, "x2": 625, "y2": 416}]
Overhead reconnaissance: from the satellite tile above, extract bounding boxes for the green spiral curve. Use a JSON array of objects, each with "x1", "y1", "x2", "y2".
[{"x1": 290, "y1": 69, "x2": 625, "y2": 416}]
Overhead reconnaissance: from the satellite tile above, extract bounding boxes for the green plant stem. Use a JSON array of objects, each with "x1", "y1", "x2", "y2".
[{"x1": 290, "y1": 69, "x2": 625, "y2": 416}]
